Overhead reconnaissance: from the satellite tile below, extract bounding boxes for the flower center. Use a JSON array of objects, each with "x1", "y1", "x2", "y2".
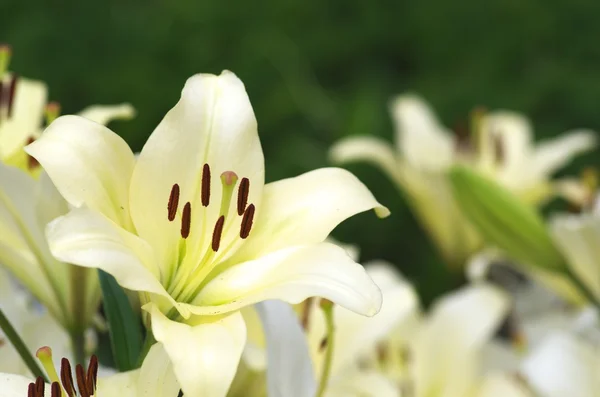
[
  {"x1": 453, "y1": 108, "x2": 505, "y2": 169},
  {"x1": 165, "y1": 163, "x2": 256, "y2": 302},
  {"x1": 29, "y1": 347, "x2": 98, "y2": 397}
]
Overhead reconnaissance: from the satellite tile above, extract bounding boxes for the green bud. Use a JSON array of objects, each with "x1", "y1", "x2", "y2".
[{"x1": 449, "y1": 165, "x2": 566, "y2": 273}]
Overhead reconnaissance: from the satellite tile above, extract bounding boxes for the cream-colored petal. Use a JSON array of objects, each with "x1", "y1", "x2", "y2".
[
  {"x1": 46, "y1": 208, "x2": 173, "y2": 303},
  {"x1": 25, "y1": 115, "x2": 136, "y2": 228},
  {"x1": 77, "y1": 103, "x2": 135, "y2": 125},
  {"x1": 130, "y1": 71, "x2": 264, "y2": 271},
  {"x1": 231, "y1": 168, "x2": 389, "y2": 262},
  {"x1": 255, "y1": 300, "x2": 316, "y2": 397},
  {"x1": 0, "y1": 77, "x2": 47, "y2": 160},
  {"x1": 193, "y1": 243, "x2": 382, "y2": 317},
  {"x1": 326, "y1": 370, "x2": 399, "y2": 397},
  {"x1": 549, "y1": 212, "x2": 600, "y2": 301},
  {"x1": 0, "y1": 373, "x2": 49, "y2": 397},
  {"x1": 530, "y1": 130, "x2": 596, "y2": 178},
  {"x1": 521, "y1": 332, "x2": 600, "y2": 397},
  {"x1": 97, "y1": 371, "x2": 139, "y2": 395},
  {"x1": 149, "y1": 305, "x2": 246, "y2": 397},
  {"x1": 137, "y1": 343, "x2": 180, "y2": 397},
  {"x1": 389, "y1": 94, "x2": 455, "y2": 171},
  {"x1": 240, "y1": 306, "x2": 267, "y2": 370},
  {"x1": 329, "y1": 136, "x2": 401, "y2": 182},
  {"x1": 476, "y1": 374, "x2": 534, "y2": 397}
]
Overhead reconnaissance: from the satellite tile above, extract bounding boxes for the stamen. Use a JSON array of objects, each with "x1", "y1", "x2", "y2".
[
  {"x1": 237, "y1": 177, "x2": 250, "y2": 215},
  {"x1": 50, "y1": 382, "x2": 61, "y2": 397},
  {"x1": 212, "y1": 215, "x2": 225, "y2": 252},
  {"x1": 26, "y1": 137, "x2": 40, "y2": 170},
  {"x1": 319, "y1": 336, "x2": 328, "y2": 352},
  {"x1": 167, "y1": 183, "x2": 180, "y2": 221},
  {"x1": 60, "y1": 358, "x2": 75, "y2": 397},
  {"x1": 36, "y1": 347, "x2": 60, "y2": 384},
  {"x1": 201, "y1": 163, "x2": 211, "y2": 207},
  {"x1": 28, "y1": 382, "x2": 35, "y2": 397},
  {"x1": 301, "y1": 298, "x2": 314, "y2": 329},
  {"x1": 0, "y1": 45, "x2": 10, "y2": 79},
  {"x1": 44, "y1": 102, "x2": 60, "y2": 125},
  {"x1": 35, "y1": 377, "x2": 45, "y2": 397},
  {"x1": 75, "y1": 364, "x2": 90, "y2": 397},
  {"x1": 6, "y1": 73, "x2": 17, "y2": 118},
  {"x1": 181, "y1": 202, "x2": 191, "y2": 239},
  {"x1": 86, "y1": 355, "x2": 98, "y2": 393},
  {"x1": 240, "y1": 204, "x2": 255, "y2": 239},
  {"x1": 493, "y1": 132, "x2": 504, "y2": 165}
]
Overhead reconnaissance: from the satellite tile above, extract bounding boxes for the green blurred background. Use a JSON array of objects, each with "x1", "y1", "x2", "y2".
[{"x1": 2, "y1": 0, "x2": 598, "y2": 303}]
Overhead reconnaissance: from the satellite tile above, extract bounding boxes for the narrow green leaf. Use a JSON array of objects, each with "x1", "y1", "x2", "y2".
[{"x1": 98, "y1": 269, "x2": 143, "y2": 371}]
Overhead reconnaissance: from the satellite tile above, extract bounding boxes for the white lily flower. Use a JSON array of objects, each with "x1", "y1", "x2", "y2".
[
  {"x1": 330, "y1": 95, "x2": 596, "y2": 268},
  {"x1": 0, "y1": 343, "x2": 179, "y2": 397},
  {"x1": 0, "y1": 269, "x2": 71, "y2": 377},
  {"x1": 26, "y1": 71, "x2": 388, "y2": 396}
]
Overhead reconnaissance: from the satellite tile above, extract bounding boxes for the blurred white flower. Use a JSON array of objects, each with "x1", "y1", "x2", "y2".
[
  {"x1": 330, "y1": 95, "x2": 595, "y2": 268},
  {"x1": 26, "y1": 70, "x2": 388, "y2": 397}
]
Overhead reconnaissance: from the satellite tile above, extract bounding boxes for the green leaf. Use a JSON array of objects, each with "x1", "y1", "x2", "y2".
[
  {"x1": 448, "y1": 165, "x2": 567, "y2": 273},
  {"x1": 98, "y1": 269, "x2": 143, "y2": 371}
]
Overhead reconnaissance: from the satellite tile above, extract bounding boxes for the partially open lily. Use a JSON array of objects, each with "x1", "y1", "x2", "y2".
[
  {"x1": 26, "y1": 71, "x2": 388, "y2": 396},
  {"x1": 0, "y1": 47, "x2": 135, "y2": 342},
  {"x1": 330, "y1": 94, "x2": 596, "y2": 269},
  {"x1": 0, "y1": 343, "x2": 179, "y2": 397}
]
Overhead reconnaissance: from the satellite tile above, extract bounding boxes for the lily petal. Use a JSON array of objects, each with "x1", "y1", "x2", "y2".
[
  {"x1": 329, "y1": 136, "x2": 400, "y2": 183},
  {"x1": 326, "y1": 370, "x2": 399, "y2": 397},
  {"x1": 521, "y1": 332, "x2": 599, "y2": 397},
  {"x1": 476, "y1": 374, "x2": 533, "y2": 397},
  {"x1": 256, "y1": 300, "x2": 316, "y2": 397},
  {"x1": 77, "y1": 103, "x2": 136, "y2": 125},
  {"x1": 46, "y1": 208, "x2": 173, "y2": 304},
  {"x1": 137, "y1": 343, "x2": 180, "y2": 397},
  {"x1": 26, "y1": 115, "x2": 136, "y2": 228},
  {"x1": 389, "y1": 94, "x2": 455, "y2": 171},
  {"x1": 530, "y1": 130, "x2": 596, "y2": 178},
  {"x1": 0, "y1": 373, "x2": 50, "y2": 397},
  {"x1": 193, "y1": 243, "x2": 382, "y2": 316},
  {"x1": 129, "y1": 71, "x2": 264, "y2": 270},
  {"x1": 149, "y1": 305, "x2": 246, "y2": 397},
  {"x1": 231, "y1": 168, "x2": 389, "y2": 262}
]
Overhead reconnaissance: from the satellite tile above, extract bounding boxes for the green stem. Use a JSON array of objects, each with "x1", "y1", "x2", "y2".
[
  {"x1": 71, "y1": 330, "x2": 86, "y2": 366},
  {"x1": 316, "y1": 301, "x2": 335, "y2": 397},
  {"x1": 0, "y1": 308, "x2": 48, "y2": 381},
  {"x1": 565, "y1": 266, "x2": 600, "y2": 312}
]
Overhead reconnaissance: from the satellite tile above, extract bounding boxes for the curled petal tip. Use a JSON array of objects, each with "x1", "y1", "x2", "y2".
[{"x1": 375, "y1": 205, "x2": 391, "y2": 218}]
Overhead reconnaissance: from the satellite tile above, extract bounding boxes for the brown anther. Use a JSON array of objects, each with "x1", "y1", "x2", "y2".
[
  {"x1": 301, "y1": 298, "x2": 314, "y2": 329},
  {"x1": 212, "y1": 215, "x2": 225, "y2": 251},
  {"x1": 60, "y1": 358, "x2": 75, "y2": 397},
  {"x1": 239, "y1": 203, "x2": 255, "y2": 239},
  {"x1": 167, "y1": 183, "x2": 180, "y2": 221},
  {"x1": 27, "y1": 382, "x2": 35, "y2": 397},
  {"x1": 181, "y1": 202, "x2": 191, "y2": 239},
  {"x1": 86, "y1": 355, "x2": 98, "y2": 392},
  {"x1": 493, "y1": 132, "x2": 504, "y2": 165},
  {"x1": 201, "y1": 163, "x2": 211, "y2": 207},
  {"x1": 75, "y1": 364, "x2": 90, "y2": 397},
  {"x1": 237, "y1": 177, "x2": 250, "y2": 215},
  {"x1": 6, "y1": 73, "x2": 17, "y2": 117},
  {"x1": 319, "y1": 336, "x2": 328, "y2": 352},
  {"x1": 50, "y1": 382, "x2": 61, "y2": 397},
  {"x1": 26, "y1": 137, "x2": 40, "y2": 170},
  {"x1": 35, "y1": 377, "x2": 45, "y2": 397}
]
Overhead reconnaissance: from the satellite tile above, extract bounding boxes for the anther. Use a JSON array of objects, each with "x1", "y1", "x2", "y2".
[
  {"x1": 181, "y1": 202, "x2": 191, "y2": 239},
  {"x1": 167, "y1": 183, "x2": 180, "y2": 221},
  {"x1": 86, "y1": 355, "x2": 98, "y2": 393},
  {"x1": 6, "y1": 73, "x2": 17, "y2": 117},
  {"x1": 319, "y1": 336, "x2": 328, "y2": 352},
  {"x1": 28, "y1": 382, "x2": 35, "y2": 397},
  {"x1": 44, "y1": 102, "x2": 60, "y2": 125},
  {"x1": 240, "y1": 203, "x2": 255, "y2": 239},
  {"x1": 75, "y1": 364, "x2": 90, "y2": 397},
  {"x1": 60, "y1": 358, "x2": 75, "y2": 397},
  {"x1": 301, "y1": 298, "x2": 314, "y2": 329},
  {"x1": 26, "y1": 137, "x2": 40, "y2": 170},
  {"x1": 212, "y1": 215, "x2": 225, "y2": 251},
  {"x1": 201, "y1": 163, "x2": 211, "y2": 207},
  {"x1": 237, "y1": 177, "x2": 250, "y2": 216},
  {"x1": 50, "y1": 382, "x2": 61, "y2": 397},
  {"x1": 35, "y1": 377, "x2": 45, "y2": 397}
]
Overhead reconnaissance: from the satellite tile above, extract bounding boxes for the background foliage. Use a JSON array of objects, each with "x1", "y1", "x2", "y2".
[{"x1": 2, "y1": 0, "x2": 599, "y2": 303}]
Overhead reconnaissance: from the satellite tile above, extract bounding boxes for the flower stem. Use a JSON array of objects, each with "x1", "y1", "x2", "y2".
[
  {"x1": 0, "y1": 308, "x2": 48, "y2": 381},
  {"x1": 71, "y1": 330, "x2": 86, "y2": 366},
  {"x1": 316, "y1": 300, "x2": 335, "y2": 397}
]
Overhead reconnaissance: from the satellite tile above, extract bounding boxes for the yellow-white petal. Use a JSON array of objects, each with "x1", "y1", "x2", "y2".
[
  {"x1": 192, "y1": 243, "x2": 382, "y2": 316},
  {"x1": 26, "y1": 115, "x2": 136, "y2": 228},
  {"x1": 326, "y1": 370, "x2": 399, "y2": 397},
  {"x1": 77, "y1": 103, "x2": 136, "y2": 125},
  {"x1": 530, "y1": 130, "x2": 596, "y2": 178},
  {"x1": 0, "y1": 77, "x2": 47, "y2": 160},
  {"x1": 520, "y1": 332, "x2": 600, "y2": 397},
  {"x1": 46, "y1": 208, "x2": 172, "y2": 303},
  {"x1": 129, "y1": 71, "x2": 264, "y2": 270},
  {"x1": 549, "y1": 212, "x2": 600, "y2": 301},
  {"x1": 476, "y1": 374, "x2": 534, "y2": 397},
  {"x1": 149, "y1": 305, "x2": 246, "y2": 397},
  {"x1": 231, "y1": 168, "x2": 389, "y2": 262},
  {"x1": 329, "y1": 136, "x2": 401, "y2": 183},
  {"x1": 389, "y1": 94, "x2": 455, "y2": 171},
  {"x1": 137, "y1": 343, "x2": 180, "y2": 396},
  {"x1": 255, "y1": 300, "x2": 316, "y2": 397},
  {"x1": 0, "y1": 373, "x2": 50, "y2": 397}
]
